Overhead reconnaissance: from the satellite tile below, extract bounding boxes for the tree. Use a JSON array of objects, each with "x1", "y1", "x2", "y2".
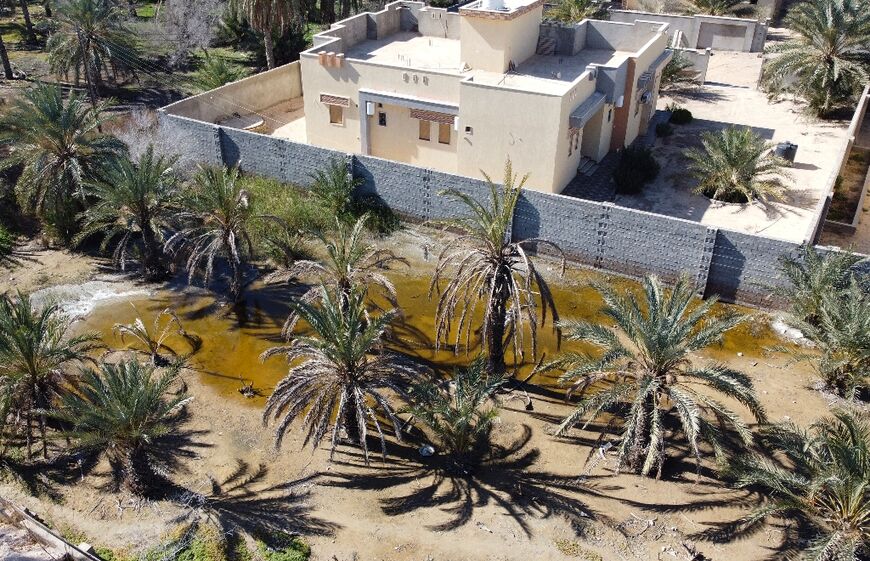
[
  {"x1": 681, "y1": 0, "x2": 746, "y2": 16},
  {"x1": 268, "y1": 215, "x2": 407, "y2": 336},
  {"x1": 546, "y1": 0, "x2": 608, "y2": 22},
  {"x1": 76, "y1": 147, "x2": 179, "y2": 280},
  {"x1": 52, "y1": 358, "x2": 191, "y2": 495},
  {"x1": 309, "y1": 158, "x2": 362, "y2": 224},
  {"x1": 0, "y1": 33, "x2": 14, "y2": 79},
  {"x1": 231, "y1": 0, "x2": 298, "y2": 70},
  {"x1": 262, "y1": 287, "x2": 416, "y2": 463},
  {"x1": 430, "y1": 160, "x2": 563, "y2": 376},
  {"x1": 47, "y1": 0, "x2": 141, "y2": 104},
  {"x1": 156, "y1": 0, "x2": 227, "y2": 68},
  {"x1": 777, "y1": 280, "x2": 869, "y2": 399},
  {"x1": 548, "y1": 275, "x2": 766, "y2": 478},
  {"x1": 723, "y1": 410, "x2": 870, "y2": 560},
  {"x1": 660, "y1": 51, "x2": 698, "y2": 92},
  {"x1": 113, "y1": 306, "x2": 201, "y2": 366},
  {"x1": 18, "y1": 0, "x2": 37, "y2": 44},
  {"x1": 192, "y1": 51, "x2": 250, "y2": 92},
  {"x1": 775, "y1": 246, "x2": 861, "y2": 325},
  {"x1": 165, "y1": 166, "x2": 272, "y2": 302},
  {"x1": 762, "y1": 0, "x2": 870, "y2": 117},
  {"x1": 407, "y1": 358, "x2": 505, "y2": 471},
  {"x1": 0, "y1": 293, "x2": 102, "y2": 460},
  {"x1": 686, "y1": 126, "x2": 789, "y2": 204},
  {"x1": 0, "y1": 83, "x2": 124, "y2": 245}
]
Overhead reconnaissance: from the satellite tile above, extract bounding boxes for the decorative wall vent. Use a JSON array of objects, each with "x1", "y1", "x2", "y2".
[{"x1": 320, "y1": 94, "x2": 350, "y2": 107}]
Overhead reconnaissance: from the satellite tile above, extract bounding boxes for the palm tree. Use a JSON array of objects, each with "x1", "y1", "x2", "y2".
[
  {"x1": 774, "y1": 246, "x2": 861, "y2": 325},
  {"x1": 165, "y1": 166, "x2": 275, "y2": 302},
  {"x1": 262, "y1": 287, "x2": 417, "y2": 463},
  {"x1": 686, "y1": 126, "x2": 790, "y2": 204},
  {"x1": 723, "y1": 410, "x2": 870, "y2": 560},
  {"x1": 309, "y1": 158, "x2": 363, "y2": 224},
  {"x1": 661, "y1": 51, "x2": 698, "y2": 91},
  {"x1": 268, "y1": 215, "x2": 408, "y2": 336},
  {"x1": 52, "y1": 358, "x2": 191, "y2": 495},
  {"x1": 231, "y1": 0, "x2": 298, "y2": 70},
  {"x1": 113, "y1": 306, "x2": 201, "y2": 366},
  {"x1": 430, "y1": 160, "x2": 564, "y2": 376},
  {"x1": 0, "y1": 33, "x2": 14, "y2": 80},
  {"x1": 762, "y1": 0, "x2": 870, "y2": 116},
  {"x1": 681, "y1": 0, "x2": 746, "y2": 16},
  {"x1": 0, "y1": 83, "x2": 124, "y2": 244},
  {"x1": 777, "y1": 280, "x2": 869, "y2": 399},
  {"x1": 407, "y1": 358, "x2": 505, "y2": 470},
  {"x1": 76, "y1": 146, "x2": 179, "y2": 281},
  {"x1": 47, "y1": 0, "x2": 141, "y2": 104},
  {"x1": 192, "y1": 51, "x2": 250, "y2": 92},
  {"x1": 548, "y1": 275, "x2": 766, "y2": 478},
  {"x1": 0, "y1": 293, "x2": 102, "y2": 460},
  {"x1": 546, "y1": 0, "x2": 608, "y2": 22}
]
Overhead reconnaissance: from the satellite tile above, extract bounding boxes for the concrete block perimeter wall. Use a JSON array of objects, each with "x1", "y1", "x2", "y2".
[{"x1": 159, "y1": 110, "x2": 811, "y2": 306}]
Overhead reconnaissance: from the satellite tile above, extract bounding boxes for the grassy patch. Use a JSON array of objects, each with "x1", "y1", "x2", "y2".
[
  {"x1": 554, "y1": 539, "x2": 604, "y2": 561},
  {"x1": 255, "y1": 532, "x2": 310, "y2": 561}
]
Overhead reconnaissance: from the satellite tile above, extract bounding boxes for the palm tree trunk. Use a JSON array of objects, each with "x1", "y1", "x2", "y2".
[
  {"x1": 484, "y1": 278, "x2": 509, "y2": 376},
  {"x1": 263, "y1": 30, "x2": 276, "y2": 70},
  {"x1": 25, "y1": 409, "x2": 32, "y2": 460},
  {"x1": 342, "y1": 390, "x2": 361, "y2": 444},
  {"x1": 19, "y1": 0, "x2": 36, "y2": 44},
  {"x1": 230, "y1": 256, "x2": 244, "y2": 303},
  {"x1": 121, "y1": 446, "x2": 149, "y2": 496},
  {"x1": 140, "y1": 223, "x2": 166, "y2": 282},
  {"x1": 43, "y1": 0, "x2": 51, "y2": 17},
  {"x1": 321, "y1": 0, "x2": 335, "y2": 22},
  {"x1": 0, "y1": 35, "x2": 14, "y2": 80},
  {"x1": 39, "y1": 413, "x2": 47, "y2": 459}
]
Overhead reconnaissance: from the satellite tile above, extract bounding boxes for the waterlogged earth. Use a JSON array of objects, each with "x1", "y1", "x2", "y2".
[{"x1": 73, "y1": 268, "x2": 783, "y2": 405}]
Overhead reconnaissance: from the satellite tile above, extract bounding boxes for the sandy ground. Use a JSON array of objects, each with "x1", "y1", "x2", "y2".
[
  {"x1": 0, "y1": 229, "x2": 839, "y2": 561},
  {"x1": 616, "y1": 51, "x2": 851, "y2": 244},
  {"x1": 0, "y1": 238, "x2": 106, "y2": 295}
]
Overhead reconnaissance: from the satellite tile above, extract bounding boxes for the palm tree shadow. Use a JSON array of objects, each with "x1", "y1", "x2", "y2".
[
  {"x1": 323, "y1": 424, "x2": 614, "y2": 537},
  {"x1": 164, "y1": 459, "x2": 338, "y2": 539},
  {"x1": 0, "y1": 452, "x2": 101, "y2": 502}
]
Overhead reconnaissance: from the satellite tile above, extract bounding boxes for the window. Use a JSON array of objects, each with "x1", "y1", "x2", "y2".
[
  {"x1": 419, "y1": 120, "x2": 430, "y2": 141},
  {"x1": 378, "y1": 112, "x2": 387, "y2": 127},
  {"x1": 438, "y1": 122, "x2": 450, "y2": 145},
  {"x1": 329, "y1": 104, "x2": 343, "y2": 125}
]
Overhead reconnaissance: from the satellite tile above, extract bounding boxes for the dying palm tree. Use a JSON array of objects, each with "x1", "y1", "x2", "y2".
[
  {"x1": 762, "y1": 0, "x2": 870, "y2": 116},
  {"x1": 777, "y1": 280, "x2": 869, "y2": 399},
  {"x1": 0, "y1": 293, "x2": 102, "y2": 460},
  {"x1": 430, "y1": 160, "x2": 564, "y2": 376},
  {"x1": 165, "y1": 166, "x2": 278, "y2": 302},
  {"x1": 686, "y1": 126, "x2": 790, "y2": 203},
  {"x1": 76, "y1": 146, "x2": 179, "y2": 280},
  {"x1": 47, "y1": 0, "x2": 141, "y2": 104},
  {"x1": 231, "y1": 0, "x2": 298, "y2": 70},
  {"x1": 546, "y1": 0, "x2": 609, "y2": 22},
  {"x1": 262, "y1": 287, "x2": 417, "y2": 463},
  {"x1": 268, "y1": 215, "x2": 408, "y2": 336},
  {"x1": 113, "y1": 306, "x2": 201, "y2": 367},
  {"x1": 723, "y1": 410, "x2": 870, "y2": 560},
  {"x1": 52, "y1": 358, "x2": 191, "y2": 495},
  {"x1": 774, "y1": 246, "x2": 861, "y2": 325},
  {"x1": 0, "y1": 83, "x2": 124, "y2": 244},
  {"x1": 547, "y1": 275, "x2": 766, "y2": 478},
  {"x1": 407, "y1": 358, "x2": 505, "y2": 470}
]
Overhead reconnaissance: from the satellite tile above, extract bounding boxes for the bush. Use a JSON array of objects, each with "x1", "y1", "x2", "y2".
[
  {"x1": 655, "y1": 122, "x2": 674, "y2": 137},
  {"x1": 612, "y1": 146, "x2": 660, "y2": 195},
  {"x1": 0, "y1": 224, "x2": 13, "y2": 259},
  {"x1": 257, "y1": 533, "x2": 310, "y2": 561},
  {"x1": 667, "y1": 104, "x2": 693, "y2": 125}
]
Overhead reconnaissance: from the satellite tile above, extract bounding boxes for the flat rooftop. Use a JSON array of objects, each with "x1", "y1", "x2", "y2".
[{"x1": 344, "y1": 31, "x2": 628, "y2": 94}]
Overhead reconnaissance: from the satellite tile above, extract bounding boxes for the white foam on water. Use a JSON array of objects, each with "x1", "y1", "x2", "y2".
[{"x1": 31, "y1": 280, "x2": 152, "y2": 321}]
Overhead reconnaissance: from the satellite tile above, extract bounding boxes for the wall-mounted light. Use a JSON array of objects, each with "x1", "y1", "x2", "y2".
[{"x1": 366, "y1": 101, "x2": 375, "y2": 116}]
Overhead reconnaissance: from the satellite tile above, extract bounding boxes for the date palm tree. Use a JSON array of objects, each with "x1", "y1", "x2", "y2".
[
  {"x1": 52, "y1": 358, "x2": 191, "y2": 495},
  {"x1": 430, "y1": 160, "x2": 564, "y2": 376},
  {"x1": 547, "y1": 0, "x2": 608, "y2": 23},
  {"x1": 774, "y1": 246, "x2": 861, "y2": 325},
  {"x1": 268, "y1": 215, "x2": 408, "y2": 336},
  {"x1": 723, "y1": 410, "x2": 870, "y2": 560},
  {"x1": 407, "y1": 358, "x2": 505, "y2": 470},
  {"x1": 762, "y1": 0, "x2": 870, "y2": 116},
  {"x1": 262, "y1": 287, "x2": 417, "y2": 463},
  {"x1": 113, "y1": 306, "x2": 201, "y2": 366},
  {"x1": 0, "y1": 83, "x2": 124, "y2": 244},
  {"x1": 681, "y1": 0, "x2": 746, "y2": 16},
  {"x1": 0, "y1": 293, "x2": 101, "y2": 460},
  {"x1": 548, "y1": 275, "x2": 766, "y2": 478},
  {"x1": 686, "y1": 126, "x2": 789, "y2": 203},
  {"x1": 47, "y1": 0, "x2": 141, "y2": 104},
  {"x1": 777, "y1": 280, "x2": 869, "y2": 399},
  {"x1": 192, "y1": 52, "x2": 250, "y2": 92},
  {"x1": 76, "y1": 146, "x2": 179, "y2": 281},
  {"x1": 165, "y1": 166, "x2": 275, "y2": 302},
  {"x1": 231, "y1": 0, "x2": 298, "y2": 70}
]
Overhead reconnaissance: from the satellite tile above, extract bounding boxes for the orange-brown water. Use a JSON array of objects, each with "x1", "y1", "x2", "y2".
[{"x1": 76, "y1": 271, "x2": 782, "y2": 406}]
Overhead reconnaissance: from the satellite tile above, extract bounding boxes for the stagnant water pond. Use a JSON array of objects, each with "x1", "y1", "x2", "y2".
[{"x1": 70, "y1": 269, "x2": 784, "y2": 406}]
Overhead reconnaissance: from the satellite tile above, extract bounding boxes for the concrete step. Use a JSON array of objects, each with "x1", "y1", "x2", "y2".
[
  {"x1": 536, "y1": 36, "x2": 557, "y2": 56},
  {"x1": 577, "y1": 157, "x2": 598, "y2": 176}
]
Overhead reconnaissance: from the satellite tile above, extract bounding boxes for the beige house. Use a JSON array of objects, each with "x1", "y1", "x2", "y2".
[{"x1": 165, "y1": 0, "x2": 672, "y2": 194}]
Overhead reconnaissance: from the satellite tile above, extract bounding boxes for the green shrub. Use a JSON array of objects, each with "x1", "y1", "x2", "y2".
[
  {"x1": 0, "y1": 224, "x2": 13, "y2": 259},
  {"x1": 257, "y1": 533, "x2": 310, "y2": 561},
  {"x1": 612, "y1": 145, "x2": 660, "y2": 195},
  {"x1": 667, "y1": 104, "x2": 693, "y2": 125},
  {"x1": 655, "y1": 122, "x2": 674, "y2": 137}
]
